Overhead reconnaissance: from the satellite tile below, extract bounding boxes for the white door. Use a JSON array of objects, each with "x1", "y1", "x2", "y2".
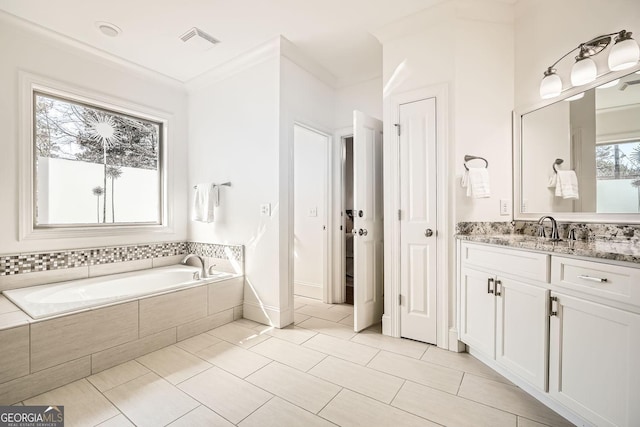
[
  {"x1": 459, "y1": 267, "x2": 496, "y2": 358},
  {"x1": 549, "y1": 293, "x2": 640, "y2": 427},
  {"x1": 495, "y1": 277, "x2": 549, "y2": 391},
  {"x1": 353, "y1": 111, "x2": 383, "y2": 332},
  {"x1": 399, "y1": 98, "x2": 438, "y2": 343}
]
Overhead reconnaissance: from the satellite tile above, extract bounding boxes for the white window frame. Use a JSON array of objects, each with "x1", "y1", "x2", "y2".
[{"x1": 18, "y1": 71, "x2": 174, "y2": 240}]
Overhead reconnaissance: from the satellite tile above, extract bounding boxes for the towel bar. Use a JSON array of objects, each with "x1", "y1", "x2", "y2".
[
  {"x1": 463, "y1": 155, "x2": 489, "y2": 171},
  {"x1": 552, "y1": 158, "x2": 564, "y2": 173},
  {"x1": 192, "y1": 182, "x2": 232, "y2": 189}
]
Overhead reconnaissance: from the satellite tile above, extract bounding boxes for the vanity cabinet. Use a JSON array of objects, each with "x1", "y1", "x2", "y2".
[
  {"x1": 459, "y1": 243, "x2": 550, "y2": 390},
  {"x1": 549, "y1": 292, "x2": 640, "y2": 427},
  {"x1": 458, "y1": 241, "x2": 640, "y2": 427}
]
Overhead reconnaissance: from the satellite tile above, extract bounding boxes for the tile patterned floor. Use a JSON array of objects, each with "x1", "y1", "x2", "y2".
[{"x1": 21, "y1": 296, "x2": 575, "y2": 426}]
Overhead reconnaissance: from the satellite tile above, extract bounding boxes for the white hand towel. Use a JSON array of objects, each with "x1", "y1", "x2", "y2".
[
  {"x1": 547, "y1": 174, "x2": 557, "y2": 188},
  {"x1": 467, "y1": 168, "x2": 491, "y2": 198},
  {"x1": 555, "y1": 170, "x2": 579, "y2": 199},
  {"x1": 461, "y1": 170, "x2": 469, "y2": 189},
  {"x1": 192, "y1": 183, "x2": 215, "y2": 222}
]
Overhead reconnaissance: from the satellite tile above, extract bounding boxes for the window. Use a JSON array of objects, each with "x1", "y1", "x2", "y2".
[
  {"x1": 596, "y1": 140, "x2": 640, "y2": 213},
  {"x1": 20, "y1": 73, "x2": 171, "y2": 239}
]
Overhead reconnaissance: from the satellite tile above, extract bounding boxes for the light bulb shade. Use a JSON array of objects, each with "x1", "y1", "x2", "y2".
[
  {"x1": 540, "y1": 72, "x2": 562, "y2": 99},
  {"x1": 571, "y1": 57, "x2": 597, "y2": 86},
  {"x1": 608, "y1": 38, "x2": 640, "y2": 71}
]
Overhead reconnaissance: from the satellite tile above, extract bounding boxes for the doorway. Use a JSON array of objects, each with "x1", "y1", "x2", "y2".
[
  {"x1": 293, "y1": 124, "x2": 329, "y2": 301},
  {"x1": 343, "y1": 136, "x2": 354, "y2": 305}
]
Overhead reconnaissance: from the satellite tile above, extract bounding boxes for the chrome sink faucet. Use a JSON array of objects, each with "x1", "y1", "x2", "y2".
[
  {"x1": 181, "y1": 254, "x2": 207, "y2": 278},
  {"x1": 537, "y1": 216, "x2": 561, "y2": 241}
]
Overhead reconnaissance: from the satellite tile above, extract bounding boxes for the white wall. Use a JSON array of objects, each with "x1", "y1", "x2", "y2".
[
  {"x1": 186, "y1": 45, "x2": 281, "y2": 324},
  {"x1": 293, "y1": 125, "x2": 327, "y2": 299},
  {"x1": 335, "y1": 77, "x2": 383, "y2": 129},
  {"x1": 374, "y1": 0, "x2": 514, "y2": 342},
  {"x1": 0, "y1": 14, "x2": 188, "y2": 254},
  {"x1": 514, "y1": 0, "x2": 640, "y2": 110}
]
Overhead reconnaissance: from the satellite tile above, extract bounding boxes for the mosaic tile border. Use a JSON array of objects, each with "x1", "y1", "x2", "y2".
[
  {"x1": 187, "y1": 242, "x2": 243, "y2": 261},
  {"x1": 0, "y1": 241, "x2": 244, "y2": 277},
  {"x1": 456, "y1": 221, "x2": 640, "y2": 242}
]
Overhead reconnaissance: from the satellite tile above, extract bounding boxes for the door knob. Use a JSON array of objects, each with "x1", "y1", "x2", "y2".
[
  {"x1": 358, "y1": 228, "x2": 368, "y2": 236},
  {"x1": 425, "y1": 229, "x2": 434, "y2": 237},
  {"x1": 358, "y1": 210, "x2": 364, "y2": 218}
]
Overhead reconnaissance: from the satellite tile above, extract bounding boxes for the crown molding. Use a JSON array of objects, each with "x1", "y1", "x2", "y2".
[
  {"x1": 279, "y1": 36, "x2": 339, "y2": 89},
  {"x1": 0, "y1": 10, "x2": 185, "y2": 90}
]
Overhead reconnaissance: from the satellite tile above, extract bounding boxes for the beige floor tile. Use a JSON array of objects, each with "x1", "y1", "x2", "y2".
[
  {"x1": 294, "y1": 298, "x2": 309, "y2": 309},
  {"x1": 88, "y1": 360, "x2": 150, "y2": 392},
  {"x1": 297, "y1": 317, "x2": 357, "y2": 340},
  {"x1": 104, "y1": 372, "x2": 199, "y2": 427},
  {"x1": 339, "y1": 314, "x2": 354, "y2": 326},
  {"x1": 368, "y1": 351, "x2": 463, "y2": 394},
  {"x1": 297, "y1": 305, "x2": 352, "y2": 322},
  {"x1": 176, "y1": 332, "x2": 222, "y2": 354},
  {"x1": 196, "y1": 340, "x2": 271, "y2": 378},
  {"x1": 518, "y1": 417, "x2": 555, "y2": 427},
  {"x1": 246, "y1": 362, "x2": 340, "y2": 414},
  {"x1": 328, "y1": 304, "x2": 354, "y2": 315},
  {"x1": 96, "y1": 414, "x2": 135, "y2": 427},
  {"x1": 168, "y1": 405, "x2": 234, "y2": 427},
  {"x1": 250, "y1": 336, "x2": 326, "y2": 371},
  {"x1": 294, "y1": 312, "x2": 311, "y2": 324},
  {"x1": 207, "y1": 323, "x2": 270, "y2": 348},
  {"x1": 303, "y1": 333, "x2": 378, "y2": 365},
  {"x1": 233, "y1": 318, "x2": 270, "y2": 331},
  {"x1": 263, "y1": 324, "x2": 317, "y2": 345},
  {"x1": 458, "y1": 374, "x2": 573, "y2": 427},
  {"x1": 392, "y1": 381, "x2": 516, "y2": 427},
  {"x1": 178, "y1": 367, "x2": 272, "y2": 424},
  {"x1": 421, "y1": 346, "x2": 512, "y2": 384},
  {"x1": 294, "y1": 296, "x2": 332, "y2": 309},
  {"x1": 136, "y1": 345, "x2": 211, "y2": 385},
  {"x1": 320, "y1": 388, "x2": 439, "y2": 427},
  {"x1": 25, "y1": 379, "x2": 119, "y2": 427},
  {"x1": 309, "y1": 356, "x2": 404, "y2": 403},
  {"x1": 351, "y1": 329, "x2": 428, "y2": 359},
  {"x1": 239, "y1": 397, "x2": 335, "y2": 427}
]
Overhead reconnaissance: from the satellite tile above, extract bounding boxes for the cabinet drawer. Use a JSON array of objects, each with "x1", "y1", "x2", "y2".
[
  {"x1": 551, "y1": 256, "x2": 640, "y2": 307},
  {"x1": 461, "y1": 242, "x2": 549, "y2": 282}
]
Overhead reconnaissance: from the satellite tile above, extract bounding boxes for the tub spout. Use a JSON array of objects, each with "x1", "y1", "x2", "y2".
[{"x1": 181, "y1": 254, "x2": 207, "y2": 278}]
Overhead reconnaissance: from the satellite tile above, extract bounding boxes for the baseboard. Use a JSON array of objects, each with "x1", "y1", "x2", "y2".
[
  {"x1": 294, "y1": 281, "x2": 322, "y2": 300},
  {"x1": 448, "y1": 328, "x2": 465, "y2": 352},
  {"x1": 381, "y1": 314, "x2": 394, "y2": 337},
  {"x1": 243, "y1": 300, "x2": 293, "y2": 329}
]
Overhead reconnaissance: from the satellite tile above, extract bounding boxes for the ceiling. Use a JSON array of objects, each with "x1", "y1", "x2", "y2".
[{"x1": 0, "y1": 0, "x2": 447, "y2": 86}]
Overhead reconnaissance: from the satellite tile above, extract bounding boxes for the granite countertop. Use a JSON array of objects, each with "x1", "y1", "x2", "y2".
[{"x1": 456, "y1": 234, "x2": 640, "y2": 264}]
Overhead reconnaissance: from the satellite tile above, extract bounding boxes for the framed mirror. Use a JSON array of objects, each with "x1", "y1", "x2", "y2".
[{"x1": 514, "y1": 64, "x2": 640, "y2": 223}]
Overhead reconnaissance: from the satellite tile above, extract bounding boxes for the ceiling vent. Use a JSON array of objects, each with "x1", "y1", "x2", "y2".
[{"x1": 180, "y1": 27, "x2": 220, "y2": 50}]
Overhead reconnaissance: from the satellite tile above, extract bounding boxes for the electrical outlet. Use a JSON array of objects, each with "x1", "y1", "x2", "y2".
[
  {"x1": 500, "y1": 199, "x2": 511, "y2": 216},
  {"x1": 260, "y1": 203, "x2": 271, "y2": 216},
  {"x1": 522, "y1": 199, "x2": 528, "y2": 213},
  {"x1": 308, "y1": 207, "x2": 317, "y2": 217}
]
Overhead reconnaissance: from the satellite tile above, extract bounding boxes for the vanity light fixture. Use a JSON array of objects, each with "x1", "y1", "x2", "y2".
[
  {"x1": 597, "y1": 78, "x2": 620, "y2": 89},
  {"x1": 539, "y1": 29, "x2": 640, "y2": 99}
]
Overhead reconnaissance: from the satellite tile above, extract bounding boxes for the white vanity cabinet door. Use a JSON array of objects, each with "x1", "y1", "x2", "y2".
[
  {"x1": 495, "y1": 277, "x2": 549, "y2": 391},
  {"x1": 459, "y1": 267, "x2": 496, "y2": 358},
  {"x1": 549, "y1": 293, "x2": 640, "y2": 427}
]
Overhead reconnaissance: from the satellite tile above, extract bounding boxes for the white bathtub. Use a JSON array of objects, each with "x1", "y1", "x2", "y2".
[{"x1": 3, "y1": 265, "x2": 236, "y2": 320}]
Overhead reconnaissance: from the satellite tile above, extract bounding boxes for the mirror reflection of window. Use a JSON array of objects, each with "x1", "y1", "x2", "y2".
[{"x1": 34, "y1": 91, "x2": 162, "y2": 226}]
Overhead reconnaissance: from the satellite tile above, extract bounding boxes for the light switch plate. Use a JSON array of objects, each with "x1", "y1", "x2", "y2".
[
  {"x1": 260, "y1": 203, "x2": 271, "y2": 216},
  {"x1": 500, "y1": 199, "x2": 511, "y2": 216}
]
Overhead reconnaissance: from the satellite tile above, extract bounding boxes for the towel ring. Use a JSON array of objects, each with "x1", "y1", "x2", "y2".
[
  {"x1": 552, "y1": 159, "x2": 564, "y2": 173},
  {"x1": 463, "y1": 155, "x2": 489, "y2": 171}
]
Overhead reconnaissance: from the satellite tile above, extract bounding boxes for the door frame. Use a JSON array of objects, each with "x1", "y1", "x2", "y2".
[
  {"x1": 382, "y1": 84, "x2": 452, "y2": 349},
  {"x1": 332, "y1": 127, "x2": 354, "y2": 304},
  {"x1": 291, "y1": 122, "x2": 333, "y2": 304}
]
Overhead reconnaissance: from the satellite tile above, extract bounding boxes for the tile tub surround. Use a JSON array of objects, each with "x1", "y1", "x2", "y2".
[
  {"x1": 0, "y1": 241, "x2": 244, "y2": 291},
  {"x1": 0, "y1": 275, "x2": 244, "y2": 405},
  {"x1": 456, "y1": 222, "x2": 640, "y2": 264}
]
